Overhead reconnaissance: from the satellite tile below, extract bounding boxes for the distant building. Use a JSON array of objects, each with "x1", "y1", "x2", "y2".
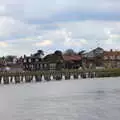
[
  {"x1": 22, "y1": 51, "x2": 82, "y2": 71},
  {"x1": 82, "y1": 47, "x2": 104, "y2": 69},
  {"x1": 22, "y1": 56, "x2": 44, "y2": 71},
  {"x1": 103, "y1": 49, "x2": 120, "y2": 68},
  {"x1": 63, "y1": 55, "x2": 82, "y2": 69},
  {"x1": 43, "y1": 52, "x2": 64, "y2": 70}
]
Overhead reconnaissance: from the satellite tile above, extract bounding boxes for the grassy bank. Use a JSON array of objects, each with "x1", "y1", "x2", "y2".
[
  {"x1": 95, "y1": 68, "x2": 120, "y2": 78},
  {"x1": 0, "y1": 68, "x2": 120, "y2": 78}
]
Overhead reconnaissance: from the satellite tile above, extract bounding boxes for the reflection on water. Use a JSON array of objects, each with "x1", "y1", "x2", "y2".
[{"x1": 0, "y1": 77, "x2": 120, "y2": 120}]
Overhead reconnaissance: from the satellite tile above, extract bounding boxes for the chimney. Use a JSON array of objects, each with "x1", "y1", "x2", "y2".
[
  {"x1": 110, "y1": 49, "x2": 113, "y2": 52},
  {"x1": 24, "y1": 54, "x2": 26, "y2": 58}
]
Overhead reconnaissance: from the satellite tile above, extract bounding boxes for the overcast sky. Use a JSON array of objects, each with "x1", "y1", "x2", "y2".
[{"x1": 0, "y1": 0, "x2": 120, "y2": 56}]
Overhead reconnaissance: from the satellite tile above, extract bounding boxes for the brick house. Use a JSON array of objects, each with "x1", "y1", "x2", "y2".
[
  {"x1": 63, "y1": 55, "x2": 82, "y2": 69},
  {"x1": 103, "y1": 49, "x2": 120, "y2": 68}
]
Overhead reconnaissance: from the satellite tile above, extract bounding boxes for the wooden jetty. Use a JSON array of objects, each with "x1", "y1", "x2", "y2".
[{"x1": 0, "y1": 70, "x2": 98, "y2": 85}]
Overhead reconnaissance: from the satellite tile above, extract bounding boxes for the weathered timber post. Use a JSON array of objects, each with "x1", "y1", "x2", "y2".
[
  {"x1": 14, "y1": 75, "x2": 20, "y2": 84},
  {"x1": 44, "y1": 74, "x2": 51, "y2": 81},
  {"x1": 81, "y1": 72, "x2": 86, "y2": 79},
  {"x1": 86, "y1": 72, "x2": 89, "y2": 78},
  {"x1": 3, "y1": 76, "x2": 9, "y2": 84},
  {"x1": 93, "y1": 72, "x2": 96, "y2": 78},
  {"x1": 35, "y1": 75, "x2": 42, "y2": 82},
  {"x1": 51, "y1": 71, "x2": 55, "y2": 80},
  {"x1": 53, "y1": 74, "x2": 56, "y2": 80},
  {"x1": 73, "y1": 73, "x2": 79, "y2": 79},
  {"x1": 65, "y1": 72, "x2": 70, "y2": 80},
  {"x1": 25, "y1": 75, "x2": 33, "y2": 83},
  {"x1": 0, "y1": 76, "x2": 2, "y2": 84},
  {"x1": 55, "y1": 73, "x2": 62, "y2": 80}
]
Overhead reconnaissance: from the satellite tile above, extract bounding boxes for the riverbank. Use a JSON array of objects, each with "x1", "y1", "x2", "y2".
[{"x1": 0, "y1": 68, "x2": 120, "y2": 84}]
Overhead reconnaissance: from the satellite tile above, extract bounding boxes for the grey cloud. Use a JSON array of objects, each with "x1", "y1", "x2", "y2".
[
  {"x1": 0, "y1": 0, "x2": 120, "y2": 56},
  {"x1": 0, "y1": 0, "x2": 120, "y2": 22}
]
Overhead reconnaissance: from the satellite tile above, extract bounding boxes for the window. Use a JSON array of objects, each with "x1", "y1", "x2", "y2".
[
  {"x1": 44, "y1": 64, "x2": 47, "y2": 68},
  {"x1": 36, "y1": 59, "x2": 39, "y2": 62},
  {"x1": 26, "y1": 65, "x2": 28, "y2": 68},
  {"x1": 104, "y1": 56, "x2": 108, "y2": 60},
  {"x1": 29, "y1": 59, "x2": 31, "y2": 62},
  {"x1": 24, "y1": 59, "x2": 27, "y2": 63},
  {"x1": 117, "y1": 56, "x2": 120, "y2": 60},
  {"x1": 50, "y1": 63, "x2": 56, "y2": 70},
  {"x1": 112, "y1": 55, "x2": 115, "y2": 60},
  {"x1": 40, "y1": 64, "x2": 43, "y2": 69},
  {"x1": 31, "y1": 64, "x2": 34, "y2": 68},
  {"x1": 110, "y1": 56, "x2": 113, "y2": 60},
  {"x1": 37, "y1": 64, "x2": 39, "y2": 69}
]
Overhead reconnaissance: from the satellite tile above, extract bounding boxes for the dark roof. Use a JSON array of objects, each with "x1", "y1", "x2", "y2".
[
  {"x1": 43, "y1": 54, "x2": 63, "y2": 63},
  {"x1": 24, "y1": 56, "x2": 42, "y2": 59},
  {"x1": 83, "y1": 47, "x2": 104, "y2": 58}
]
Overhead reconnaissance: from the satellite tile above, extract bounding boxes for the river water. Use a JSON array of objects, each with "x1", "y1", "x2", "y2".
[{"x1": 0, "y1": 77, "x2": 120, "y2": 120}]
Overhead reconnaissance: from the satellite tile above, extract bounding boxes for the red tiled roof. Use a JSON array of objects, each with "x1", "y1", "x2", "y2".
[
  {"x1": 104, "y1": 51, "x2": 120, "y2": 56},
  {"x1": 63, "y1": 55, "x2": 82, "y2": 61}
]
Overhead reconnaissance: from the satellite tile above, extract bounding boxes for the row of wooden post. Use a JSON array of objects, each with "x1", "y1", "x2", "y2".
[{"x1": 0, "y1": 72, "x2": 96, "y2": 84}]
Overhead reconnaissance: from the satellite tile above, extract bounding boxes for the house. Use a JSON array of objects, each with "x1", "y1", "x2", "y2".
[
  {"x1": 43, "y1": 51, "x2": 82, "y2": 70},
  {"x1": 1, "y1": 64, "x2": 23, "y2": 72},
  {"x1": 0, "y1": 62, "x2": 23, "y2": 72},
  {"x1": 22, "y1": 50, "x2": 82, "y2": 71},
  {"x1": 82, "y1": 47, "x2": 104, "y2": 69},
  {"x1": 103, "y1": 49, "x2": 120, "y2": 68},
  {"x1": 22, "y1": 52, "x2": 62, "y2": 71},
  {"x1": 0, "y1": 56, "x2": 24, "y2": 72},
  {"x1": 22, "y1": 56, "x2": 45, "y2": 71},
  {"x1": 43, "y1": 51, "x2": 64, "y2": 70},
  {"x1": 63, "y1": 55, "x2": 82, "y2": 69}
]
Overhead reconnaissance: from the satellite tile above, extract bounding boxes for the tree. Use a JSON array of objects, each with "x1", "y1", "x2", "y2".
[
  {"x1": 54, "y1": 50, "x2": 62, "y2": 56},
  {"x1": 34, "y1": 50, "x2": 44, "y2": 58},
  {"x1": 5, "y1": 55, "x2": 17, "y2": 62},
  {"x1": 1, "y1": 56, "x2": 5, "y2": 60},
  {"x1": 64, "y1": 49, "x2": 76, "y2": 56},
  {"x1": 37, "y1": 50, "x2": 44, "y2": 55}
]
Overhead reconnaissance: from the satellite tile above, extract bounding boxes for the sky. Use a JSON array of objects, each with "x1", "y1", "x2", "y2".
[{"x1": 0, "y1": 0, "x2": 120, "y2": 56}]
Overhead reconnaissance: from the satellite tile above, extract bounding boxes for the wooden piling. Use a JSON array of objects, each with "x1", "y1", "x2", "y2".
[
  {"x1": 73, "y1": 73, "x2": 79, "y2": 79},
  {"x1": 25, "y1": 75, "x2": 33, "y2": 83},
  {"x1": 65, "y1": 73, "x2": 70, "y2": 80},
  {"x1": 35, "y1": 75, "x2": 42, "y2": 82},
  {"x1": 44, "y1": 74, "x2": 51, "y2": 81},
  {"x1": 0, "y1": 76, "x2": 2, "y2": 84},
  {"x1": 3, "y1": 76, "x2": 9, "y2": 84},
  {"x1": 14, "y1": 75, "x2": 20, "y2": 84}
]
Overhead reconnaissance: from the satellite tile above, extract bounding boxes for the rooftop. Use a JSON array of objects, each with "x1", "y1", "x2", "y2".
[{"x1": 63, "y1": 55, "x2": 81, "y2": 61}]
